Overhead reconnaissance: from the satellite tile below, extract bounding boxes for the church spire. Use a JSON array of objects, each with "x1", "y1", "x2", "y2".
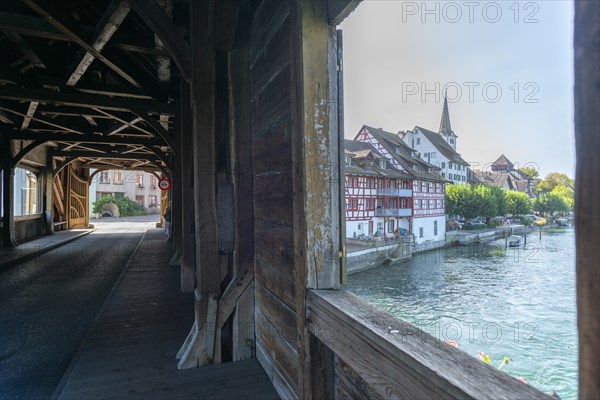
[{"x1": 439, "y1": 92, "x2": 452, "y2": 135}]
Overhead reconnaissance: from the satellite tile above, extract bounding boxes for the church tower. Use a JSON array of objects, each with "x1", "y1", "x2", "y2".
[{"x1": 439, "y1": 93, "x2": 457, "y2": 150}]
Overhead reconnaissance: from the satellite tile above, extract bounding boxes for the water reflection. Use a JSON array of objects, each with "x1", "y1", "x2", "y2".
[{"x1": 346, "y1": 228, "x2": 577, "y2": 399}]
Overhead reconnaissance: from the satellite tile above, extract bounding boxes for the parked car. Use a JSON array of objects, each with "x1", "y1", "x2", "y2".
[{"x1": 466, "y1": 220, "x2": 486, "y2": 227}]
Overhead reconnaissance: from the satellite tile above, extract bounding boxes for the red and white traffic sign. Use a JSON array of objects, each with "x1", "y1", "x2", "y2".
[{"x1": 158, "y1": 178, "x2": 171, "y2": 190}]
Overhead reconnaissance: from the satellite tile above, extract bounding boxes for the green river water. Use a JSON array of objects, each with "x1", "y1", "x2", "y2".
[{"x1": 346, "y1": 228, "x2": 577, "y2": 399}]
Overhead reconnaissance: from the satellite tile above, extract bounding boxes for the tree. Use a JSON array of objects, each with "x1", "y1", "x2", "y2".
[
  {"x1": 533, "y1": 193, "x2": 569, "y2": 216},
  {"x1": 506, "y1": 191, "x2": 531, "y2": 215},
  {"x1": 550, "y1": 185, "x2": 574, "y2": 210},
  {"x1": 518, "y1": 166, "x2": 539, "y2": 179},
  {"x1": 446, "y1": 184, "x2": 479, "y2": 219},
  {"x1": 489, "y1": 186, "x2": 509, "y2": 216},
  {"x1": 535, "y1": 172, "x2": 575, "y2": 194},
  {"x1": 93, "y1": 195, "x2": 147, "y2": 217},
  {"x1": 473, "y1": 185, "x2": 498, "y2": 218}
]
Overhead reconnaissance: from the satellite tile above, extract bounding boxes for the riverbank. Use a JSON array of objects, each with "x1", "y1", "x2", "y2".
[{"x1": 347, "y1": 223, "x2": 561, "y2": 275}]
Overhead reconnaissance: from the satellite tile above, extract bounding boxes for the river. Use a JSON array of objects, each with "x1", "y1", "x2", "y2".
[{"x1": 345, "y1": 227, "x2": 577, "y2": 399}]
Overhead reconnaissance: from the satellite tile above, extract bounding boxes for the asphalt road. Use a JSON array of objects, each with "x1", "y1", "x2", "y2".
[{"x1": 0, "y1": 218, "x2": 158, "y2": 400}]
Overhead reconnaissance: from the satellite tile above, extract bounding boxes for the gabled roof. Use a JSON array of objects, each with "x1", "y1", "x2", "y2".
[
  {"x1": 414, "y1": 126, "x2": 469, "y2": 166},
  {"x1": 344, "y1": 140, "x2": 412, "y2": 179},
  {"x1": 357, "y1": 125, "x2": 446, "y2": 183},
  {"x1": 492, "y1": 154, "x2": 514, "y2": 169}
]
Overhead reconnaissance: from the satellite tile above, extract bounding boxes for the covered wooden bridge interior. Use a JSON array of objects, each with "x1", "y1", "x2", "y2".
[{"x1": 0, "y1": 0, "x2": 598, "y2": 399}]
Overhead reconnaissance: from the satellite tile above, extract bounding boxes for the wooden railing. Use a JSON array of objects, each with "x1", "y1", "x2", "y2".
[{"x1": 306, "y1": 289, "x2": 551, "y2": 399}]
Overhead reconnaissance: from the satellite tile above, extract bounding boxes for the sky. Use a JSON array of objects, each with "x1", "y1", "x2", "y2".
[{"x1": 339, "y1": 0, "x2": 575, "y2": 178}]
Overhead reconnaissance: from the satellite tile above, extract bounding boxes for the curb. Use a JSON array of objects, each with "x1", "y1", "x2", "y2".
[
  {"x1": 0, "y1": 230, "x2": 94, "y2": 269},
  {"x1": 50, "y1": 229, "x2": 148, "y2": 400}
]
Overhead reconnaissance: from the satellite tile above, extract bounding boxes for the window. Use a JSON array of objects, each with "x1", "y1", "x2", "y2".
[
  {"x1": 413, "y1": 181, "x2": 419, "y2": 192},
  {"x1": 419, "y1": 227, "x2": 424, "y2": 238},
  {"x1": 380, "y1": 159, "x2": 386, "y2": 168},
  {"x1": 14, "y1": 167, "x2": 39, "y2": 216},
  {"x1": 429, "y1": 199, "x2": 434, "y2": 209},
  {"x1": 352, "y1": 199, "x2": 358, "y2": 209},
  {"x1": 135, "y1": 195, "x2": 144, "y2": 206},
  {"x1": 150, "y1": 175, "x2": 157, "y2": 188},
  {"x1": 436, "y1": 199, "x2": 442, "y2": 209},
  {"x1": 387, "y1": 220, "x2": 394, "y2": 233},
  {"x1": 377, "y1": 222, "x2": 383, "y2": 232},
  {"x1": 377, "y1": 199, "x2": 383, "y2": 208},
  {"x1": 434, "y1": 220, "x2": 438, "y2": 235},
  {"x1": 113, "y1": 171, "x2": 123, "y2": 184},
  {"x1": 429, "y1": 182, "x2": 434, "y2": 192},
  {"x1": 414, "y1": 199, "x2": 420, "y2": 209},
  {"x1": 449, "y1": 163, "x2": 453, "y2": 170},
  {"x1": 114, "y1": 192, "x2": 124, "y2": 198},
  {"x1": 136, "y1": 174, "x2": 144, "y2": 187},
  {"x1": 149, "y1": 195, "x2": 158, "y2": 207},
  {"x1": 441, "y1": 162, "x2": 446, "y2": 169},
  {"x1": 377, "y1": 179, "x2": 383, "y2": 188},
  {"x1": 423, "y1": 152, "x2": 429, "y2": 158},
  {"x1": 430, "y1": 152, "x2": 436, "y2": 159},
  {"x1": 358, "y1": 223, "x2": 363, "y2": 231},
  {"x1": 416, "y1": 138, "x2": 420, "y2": 145},
  {"x1": 450, "y1": 138, "x2": 455, "y2": 144},
  {"x1": 462, "y1": 176, "x2": 466, "y2": 182},
  {"x1": 345, "y1": 156, "x2": 352, "y2": 165},
  {"x1": 99, "y1": 171, "x2": 110, "y2": 183}
]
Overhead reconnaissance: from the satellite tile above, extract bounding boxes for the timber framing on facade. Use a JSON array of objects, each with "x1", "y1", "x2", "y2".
[{"x1": 0, "y1": 1, "x2": 598, "y2": 399}]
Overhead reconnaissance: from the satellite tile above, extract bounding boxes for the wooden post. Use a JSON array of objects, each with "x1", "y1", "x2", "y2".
[
  {"x1": 574, "y1": 1, "x2": 600, "y2": 398},
  {"x1": 177, "y1": 0, "x2": 221, "y2": 369},
  {"x1": 43, "y1": 151, "x2": 54, "y2": 235},
  {"x1": 179, "y1": 78, "x2": 195, "y2": 292},
  {"x1": 1, "y1": 132, "x2": 16, "y2": 247}
]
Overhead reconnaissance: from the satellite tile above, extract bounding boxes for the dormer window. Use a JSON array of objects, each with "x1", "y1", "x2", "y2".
[
  {"x1": 450, "y1": 138, "x2": 455, "y2": 144},
  {"x1": 379, "y1": 159, "x2": 386, "y2": 169},
  {"x1": 345, "y1": 156, "x2": 352, "y2": 166},
  {"x1": 395, "y1": 146, "x2": 401, "y2": 154}
]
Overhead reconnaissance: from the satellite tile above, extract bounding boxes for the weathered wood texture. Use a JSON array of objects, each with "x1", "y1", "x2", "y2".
[
  {"x1": 179, "y1": 81, "x2": 195, "y2": 292},
  {"x1": 307, "y1": 289, "x2": 551, "y2": 400},
  {"x1": 56, "y1": 229, "x2": 277, "y2": 400},
  {"x1": 574, "y1": 2, "x2": 600, "y2": 399},
  {"x1": 250, "y1": 1, "x2": 301, "y2": 398}
]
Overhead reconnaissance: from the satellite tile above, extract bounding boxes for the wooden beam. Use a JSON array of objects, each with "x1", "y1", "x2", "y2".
[
  {"x1": 7, "y1": 130, "x2": 161, "y2": 146},
  {"x1": 0, "y1": 86, "x2": 176, "y2": 114},
  {"x1": 0, "y1": 105, "x2": 84, "y2": 134},
  {"x1": 216, "y1": 265, "x2": 254, "y2": 329},
  {"x1": 21, "y1": 0, "x2": 142, "y2": 88},
  {"x1": 53, "y1": 150, "x2": 163, "y2": 162},
  {"x1": 574, "y1": 1, "x2": 600, "y2": 398},
  {"x1": 0, "y1": 12, "x2": 170, "y2": 56},
  {"x1": 129, "y1": 0, "x2": 192, "y2": 82},
  {"x1": 308, "y1": 289, "x2": 550, "y2": 399},
  {"x1": 65, "y1": 0, "x2": 131, "y2": 86},
  {"x1": 20, "y1": 102, "x2": 39, "y2": 130},
  {"x1": 327, "y1": 0, "x2": 362, "y2": 25},
  {"x1": 3, "y1": 31, "x2": 47, "y2": 69},
  {"x1": 212, "y1": 0, "x2": 240, "y2": 52}
]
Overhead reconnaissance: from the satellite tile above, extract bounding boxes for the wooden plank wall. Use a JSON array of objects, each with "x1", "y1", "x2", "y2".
[
  {"x1": 250, "y1": 1, "x2": 343, "y2": 397},
  {"x1": 250, "y1": 1, "x2": 301, "y2": 397}
]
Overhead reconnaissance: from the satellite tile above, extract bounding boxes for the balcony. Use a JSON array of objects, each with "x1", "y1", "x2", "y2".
[
  {"x1": 376, "y1": 188, "x2": 412, "y2": 197},
  {"x1": 375, "y1": 207, "x2": 411, "y2": 217}
]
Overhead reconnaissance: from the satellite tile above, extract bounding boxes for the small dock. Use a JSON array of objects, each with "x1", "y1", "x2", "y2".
[{"x1": 55, "y1": 229, "x2": 278, "y2": 400}]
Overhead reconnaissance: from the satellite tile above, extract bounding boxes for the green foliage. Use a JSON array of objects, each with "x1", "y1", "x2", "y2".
[
  {"x1": 518, "y1": 166, "x2": 539, "y2": 179},
  {"x1": 93, "y1": 195, "x2": 147, "y2": 217},
  {"x1": 473, "y1": 185, "x2": 498, "y2": 219},
  {"x1": 535, "y1": 172, "x2": 575, "y2": 194},
  {"x1": 446, "y1": 184, "x2": 510, "y2": 220},
  {"x1": 519, "y1": 216, "x2": 534, "y2": 226},
  {"x1": 506, "y1": 191, "x2": 531, "y2": 215},
  {"x1": 533, "y1": 193, "x2": 569, "y2": 216},
  {"x1": 446, "y1": 184, "x2": 479, "y2": 219},
  {"x1": 550, "y1": 185, "x2": 574, "y2": 210},
  {"x1": 489, "y1": 186, "x2": 508, "y2": 216}
]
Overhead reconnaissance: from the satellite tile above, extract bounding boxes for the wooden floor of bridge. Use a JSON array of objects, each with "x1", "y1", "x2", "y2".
[{"x1": 55, "y1": 228, "x2": 278, "y2": 400}]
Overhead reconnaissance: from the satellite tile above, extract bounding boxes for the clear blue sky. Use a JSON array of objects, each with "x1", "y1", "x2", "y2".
[{"x1": 340, "y1": 0, "x2": 575, "y2": 178}]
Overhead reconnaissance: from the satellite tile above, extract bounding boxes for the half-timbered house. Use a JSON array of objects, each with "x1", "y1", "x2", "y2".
[{"x1": 353, "y1": 126, "x2": 447, "y2": 244}]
